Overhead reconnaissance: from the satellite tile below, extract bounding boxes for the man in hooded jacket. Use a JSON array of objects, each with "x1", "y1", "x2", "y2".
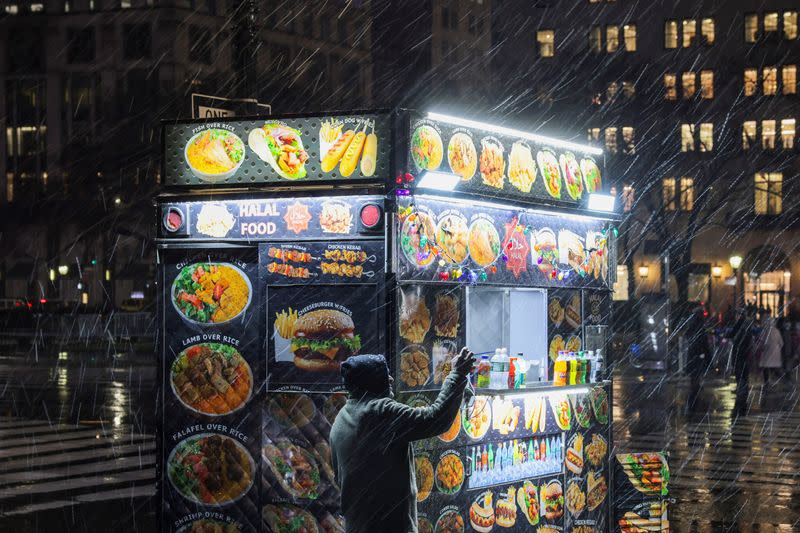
[{"x1": 330, "y1": 348, "x2": 474, "y2": 533}]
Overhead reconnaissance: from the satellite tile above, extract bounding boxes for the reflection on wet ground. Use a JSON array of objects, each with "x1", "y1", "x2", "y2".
[
  {"x1": 2, "y1": 351, "x2": 800, "y2": 531},
  {"x1": 614, "y1": 368, "x2": 800, "y2": 531}
]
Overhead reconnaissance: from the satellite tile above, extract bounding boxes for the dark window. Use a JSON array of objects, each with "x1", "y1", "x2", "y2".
[
  {"x1": 125, "y1": 69, "x2": 157, "y2": 109},
  {"x1": 468, "y1": 15, "x2": 476, "y2": 34},
  {"x1": 450, "y1": 9, "x2": 458, "y2": 30},
  {"x1": 441, "y1": 7, "x2": 449, "y2": 29},
  {"x1": 123, "y1": 24, "x2": 151, "y2": 59},
  {"x1": 7, "y1": 28, "x2": 44, "y2": 72},
  {"x1": 188, "y1": 26, "x2": 211, "y2": 64},
  {"x1": 64, "y1": 74, "x2": 93, "y2": 122},
  {"x1": 67, "y1": 27, "x2": 95, "y2": 63},
  {"x1": 338, "y1": 18, "x2": 348, "y2": 44}
]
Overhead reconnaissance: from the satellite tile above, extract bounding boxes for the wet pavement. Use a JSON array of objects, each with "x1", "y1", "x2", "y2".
[{"x1": 1, "y1": 352, "x2": 799, "y2": 531}]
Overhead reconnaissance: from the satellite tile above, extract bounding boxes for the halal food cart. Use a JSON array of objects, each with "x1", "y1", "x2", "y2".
[{"x1": 157, "y1": 110, "x2": 618, "y2": 533}]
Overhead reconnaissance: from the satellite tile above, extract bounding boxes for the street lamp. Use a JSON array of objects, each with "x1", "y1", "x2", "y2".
[
  {"x1": 711, "y1": 265, "x2": 723, "y2": 278},
  {"x1": 638, "y1": 264, "x2": 650, "y2": 278},
  {"x1": 729, "y1": 255, "x2": 743, "y2": 308}
]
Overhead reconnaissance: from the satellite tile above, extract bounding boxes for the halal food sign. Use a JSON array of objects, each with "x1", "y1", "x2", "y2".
[{"x1": 408, "y1": 116, "x2": 604, "y2": 206}]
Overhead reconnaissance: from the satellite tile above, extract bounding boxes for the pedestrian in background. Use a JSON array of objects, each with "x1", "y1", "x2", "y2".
[
  {"x1": 758, "y1": 313, "x2": 784, "y2": 386},
  {"x1": 729, "y1": 307, "x2": 754, "y2": 417},
  {"x1": 684, "y1": 303, "x2": 711, "y2": 414}
]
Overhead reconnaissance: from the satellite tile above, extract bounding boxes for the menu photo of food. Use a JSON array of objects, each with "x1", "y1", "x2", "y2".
[
  {"x1": 400, "y1": 210, "x2": 437, "y2": 268},
  {"x1": 586, "y1": 470, "x2": 608, "y2": 511},
  {"x1": 584, "y1": 434, "x2": 608, "y2": 468},
  {"x1": 469, "y1": 490, "x2": 495, "y2": 532},
  {"x1": 268, "y1": 285, "x2": 379, "y2": 387},
  {"x1": 319, "y1": 201, "x2": 353, "y2": 234},
  {"x1": 532, "y1": 227, "x2": 558, "y2": 276},
  {"x1": 585, "y1": 231, "x2": 609, "y2": 283},
  {"x1": 565, "y1": 433, "x2": 584, "y2": 475},
  {"x1": 536, "y1": 149, "x2": 562, "y2": 200},
  {"x1": 167, "y1": 433, "x2": 255, "y2": 506},
  {"x1": 262, "y1": 504, "x2": 321, "y2": 533},
  {"x1": 418, "y1": 514, "x2": 435, "y2": 533},
  {"x1": 400, "y1": 345, "x2": 431, "y2": 388},
  {"x1": 319, "y1": 118, "x2": 378, "y2": 178},
  {"x1": 548, "y1": 296, "x2": 565, "y2": 328},
  {"x1": 248, "y1": 122, "x2": 309, "y2": 180},
  {"x1": 399, "y1": 287, "x2": 432, "y2": 345},
  {"x1": 461, "y1": 395, "x2": 492, "y2": 440},
  {"x1": 434, "y1": 506, "x2": 465, "y2": 533},
  {"x1": 185, "y1": 128, "x2": 245, "y2": 183},
  {"x1": 580, "y1": 156, "x2": 602, "y2": 194},
  {"x1": 560, "y1": 152, "x2": 584, "y2": 201},
  {"x1": 517, "y1": 480, "x2": 541, "y2": 526},
  {"x1": 435, "y1": 212, "x2": 469, "y2": 265},
  {"x1": 615, "y1": 452, "x2": 668, "y2": 497},
  {"x1": 566, "y1": 477, "x2": 587, "y2": 518},
  {"x1": 411, "y1": 123, "x2": 444, "y2": 171},
  {"x1": 447, "y1": 131, "x2": 477, "y2": 181},
  {"x1": 170, "y1": 342, "x2": 253, "y2": 416},
  {"x1": 435, "y1": 451, "x2": 465, "y2": 495},
  {"x1": 262, "y1": 437, "x2": 323, "y2": 501},
  {"x1": 479, "y1": 136, "x2": 505, "y2": 189},
  {"x1": 172, "y1": 262, "x2": 252, "y2": 325},
  {"x1": 266, "y1": 392, "x2": 318, "y2": 432},
  {"x1": 588, "y1": 386, "x2": 609, "y2": 425},
  {"x1": 559, "y1": 230, "x2": 587, "y2": 276},
  {"x1": 416, "y1": 452, "x2": 435, "y2": 502},
  {"x1": 196, "y1": 202, "x2": 236, "y2": 238},
  {"x1": 432, "y1": 340, "x2": 458, "y2": 385},
  {"x1": 550, "y1": 394, "x2": 572, "y2": 431},
  {"x1": 523, "y1": 395, "x2": 549, "y2": 434},
  {"x1": 617, "y1": 501, "x2": 668, "y2": 533},
  {"x1": 565, "y1": 292, "x2": 582, "y2": 330},
  {"x1": 572, "y1": 394, "x2": 593, "y2": 430},
  {"x1": 175, "y1": 518, "x2": 244, "y2": 533},
  {"x1": 467, "y1": 216, "x2": 501, "y2": 268},
  {"x1": 508, "y1": 140, "x2": 537, "y2": 193},
  {"x1": 548, "y1": 334, "x2": 565, "y2": 363},
  {"x1": 540, "y1": 479, "x2": 564, "y2": 522}
]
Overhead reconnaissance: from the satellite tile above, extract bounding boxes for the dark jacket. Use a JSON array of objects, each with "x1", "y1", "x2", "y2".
[
  {"x1": 329, "y1": 371, "x2": 467, "y2": 533},
  {"x1": 729, "y1": 316, "x2": 753, "y2": 376},
  {"x1": 685, "y1": 311, "x2": 711, "y2": 376}
]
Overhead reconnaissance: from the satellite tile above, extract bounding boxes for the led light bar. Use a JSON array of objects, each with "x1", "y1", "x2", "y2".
[
  {"x1": 413, "y1": 193, "x2": 616, "y2": 222},
  {"x1": 587, "y1": 193, "x2": 616, "y2": 212},
  {"x1": 427, "y1": 111, "x2": 604, "y2": 156},
  {"x1": 502, "y1": 386, "x2": 591, "y2": 400},
  {"x1": 416, "y1": 170, "x2": 462, "y2": 192}
]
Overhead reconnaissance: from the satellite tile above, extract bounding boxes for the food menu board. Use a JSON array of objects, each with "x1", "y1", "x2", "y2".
[
  {"x1": 396, "y1": 284, "x2": 466, "y2": 393},
  {"x1": 407, "y1": 114, "x2": 604, "y2": 206},
  {"x1": 261, "y1": 392, "x2": 347, "y2": 532},
  {"x1": 396, "y1": 196, "x2": 611, "y2": 289},
  {"x1": 613, "y1": 452, "x2": 670, "y2": 532},
  {"x1": 548, "y1": 289, "x2": 583, "y2": 378},
  {"x1": 402, "y1": 384, "x2": 612, "y2": 533},
  {"x1": 161, "y1": 249, "x2": 262, "y2": 532},
  {"x1": 261, "y1": 241, "x2": 383, "y2": 284},
  {"x1": 163, "y1": 113, "x2": 391, "y2": 187},
  {"x1": 265, "y1": 282, "x2": 384, "y2": 391},
  {"x1": 160, "y1": 195, "x2": 381, "y2": 241}
]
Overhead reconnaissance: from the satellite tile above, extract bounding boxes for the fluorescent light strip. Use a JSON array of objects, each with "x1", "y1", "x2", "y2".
[
  {"x1": 428, "y1": 111, "x2": 604, "y2": 156},
  {"x1": 413, "y1": 193, "x2": 615, "y2": 222},
  {"x1": 416, "y1": 171, "x2": 461, "y2": 192},
  {"x1": 587, "y1": 193, "x2": 616, "y2": 212}
]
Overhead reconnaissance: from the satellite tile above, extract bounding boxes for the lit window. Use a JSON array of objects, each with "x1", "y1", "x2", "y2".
[
  {"x1": 605, "y1": 127, "x2": 618, "y2": 154},
  {"x1": 588, "y1": 127, "x2": 601, "y2": 142},
  {"x1": 4, "y1": 4, "x2": 19, "y2": 14},
  {"x1": 607, "y1": 81, "x2": 619, "y2": 100},
  {"x1": 745, "y1": 14, "x2": 759, "y2": 42},
  {"x1": 682, "y1": 72, "x2": 696, "y2": 98},
  {"x1": 743, "y1": 121, "x2": 757, "y2": 149},
  {"x1": 744, "y1": 68, "x2": 758, "y2": 96},
  {"x1": 663, "y1": 178, "x2": 677, "y2": 211},
  {"x1": 64, "y1": 1, "x2": 70, "y2": 11},
  {"x1": 781, "y1": 118, "x2": 796, "y2": 149},
  {"x1": 680, "y1": 177, "x2": 695, "y2": 211},
  {"x1": 682, "y1": 19, "x2": 696, "y2": 47},
  {"x1": 754, "y1": 172, "x2": 782, "y2": 215},
  {"x1": 762, "y1": 119, "x2": 777, "y2": 149},
  {"x1": 681, "y1": 124, "x2": 695, "y2": 152},
  {"x1": 624, "y1": 24, "x2": 637, "y2": 52},
  {"x1": 622, "y1": 185, "x2": 634, "y2": 212},
  {"x1": 783, "y1": 65, "x2": 797, "y2": 94},
  {"x1": 121, "y1": 0, "x2": 131, "y2": 7},
  {"x1": 699, "y1": 123, "x2": 713, "y2": 151},
  {"x1": 665, "y1": 20, "x2": 678, "y2": 48},
  {"x1": 700, "y1": 70, "x2": 714, "y2": 99},
  {"x1": 606, "y1": 26, "x2": 619, "y2": 52},
  {"x1": 701, "y1": 18, "x2": 715, "y2": 44},
  {"x1": 622, "y1": 126, "x2": 635, "y2": 154},
  {"x1": 664, "y1": 73, "x2": 677, "y2": 100},
  {"x1": 537, "y1": 30, "x2": 555, "y2": 57},
  {"x1": 623, "y1": 81, "x2": 635, "y2": 98},
  {"x1": 785, "y1": 12, "x2": 798, "y2": 39},
  {"x1": 30, "y1": 3, "x2": 43, "y2": 11},
  {"x1": 764, "y1": 12, "x2": 779, "y2": 33},
  {"x1": 589, "y1": 26, "x2": 602, "y2": 53},
  {"x1": 763, "y1": 66, "x2": 778, "y2": 95}
]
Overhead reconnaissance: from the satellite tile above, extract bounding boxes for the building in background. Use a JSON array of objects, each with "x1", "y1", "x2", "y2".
[
  {"x1": 0, "y1": 0, "x2": 373, "y2": 308},
  {"x1": 493, "y1": 0, "x2": 800, "y2": 317}
]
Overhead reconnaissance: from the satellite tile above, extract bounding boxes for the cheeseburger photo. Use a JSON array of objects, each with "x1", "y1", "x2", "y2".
[{"x1": 290, "y1": 308, "x2": 361, "y2": 372}]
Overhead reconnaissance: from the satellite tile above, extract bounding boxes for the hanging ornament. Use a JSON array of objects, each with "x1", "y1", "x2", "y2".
[
  {"x1": 440, "y1": 271, "x2": 450, "y2": 281},
  {"x1": 502, "y1": 254, "x2": 509, "y2": 262},
  {"x1": 613, "y1": 227, "x2": 619, "y2": 237},
  {"x1": 438, "y1": 259, "x2": 446, "y2": 267},
  {"x1": 479, "y1": 271, "x2": 488, "y2": 281},
  {"x1": 490, "y1": 266, "x2": 497, "y2": 274}
]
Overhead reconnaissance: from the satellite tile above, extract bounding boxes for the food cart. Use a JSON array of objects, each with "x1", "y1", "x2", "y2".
[{"x1": 156, "y1": 110, "x2": 618, "y2": 533}]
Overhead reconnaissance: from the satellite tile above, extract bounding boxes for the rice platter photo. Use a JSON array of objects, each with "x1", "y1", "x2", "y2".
[
  {"x1": 435, "y1": 213, "x2": 469, "y2": 264},
  {"x1": 184, "y1": 129, "x2": 245, "y2": 183},
  {"x1": 467, "y1": 218, "x2": 500, "y2": 267},
  {"x1": 167, "y1": 433, "x2": 254, "y2": 505},
  {"x1": 175, "y1": 520, "x2": 242, "y2": 533},
  {"x1": 170, "y1": 343, "x2": 252, "y2": 416},
  {"x1": 401, "y1": 211, "x2": 437, "y2": 267},
  {"x1": 447, "y1": 132, "x2": 477, "y2": 180},
  {"x1": 411, "y1": 124, "x2": 444, "y2": 171},
  {"x1": 171, "y1": 263, "x2": 251, "y2": 325}
]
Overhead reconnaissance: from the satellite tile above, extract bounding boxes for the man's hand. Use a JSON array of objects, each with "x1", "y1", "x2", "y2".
[{"x1": 452, "y1": 347, "x2": 475, "y2": 377}]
